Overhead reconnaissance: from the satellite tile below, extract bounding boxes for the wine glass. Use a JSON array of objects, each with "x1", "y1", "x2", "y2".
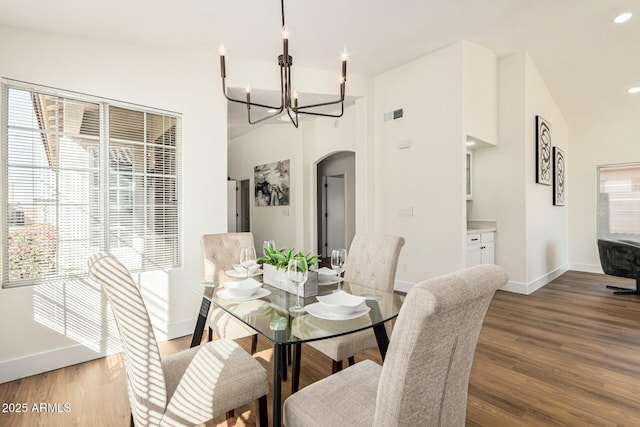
[
  {"x1": 240, "y1": 247, "x2": 257, "y2": 278},
  {"x1": 331, "y1": 249, "x2": 347, "y2": 290},
  {"x1": 287, "y1": 257, "x2": 308, "y2": 314},
  {"x1": 263, "y1": 240, "x2": 276, "y2": 256}
]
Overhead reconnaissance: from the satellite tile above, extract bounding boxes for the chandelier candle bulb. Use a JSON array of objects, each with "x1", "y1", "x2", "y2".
[
  {"x1": 282, "y1": 26, "x2": 289, "y2": 63},
  {"x1": 341, "y1": 47, "x2": 348, "y2": 81},
  {"x1": 218, "y1": 44, "x2": 226, "y2": 77}
]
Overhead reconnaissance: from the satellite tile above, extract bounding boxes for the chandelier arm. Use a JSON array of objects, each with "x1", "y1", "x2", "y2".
[
  {"x1": 247, "y1": 108, "x2": 286, "y2": 125},
  {"x1": 221, "y1": 77, "x2": 284, "y2": 110},
  {"x1": 295, "y1": 105, "x2": 344, "y2": 119},
  {"x1": 294, "y1": 97, "x2": 345, "y2": 110},
  {"x1": 286, "y1": 108, "x2": 299, "y2": 128}
]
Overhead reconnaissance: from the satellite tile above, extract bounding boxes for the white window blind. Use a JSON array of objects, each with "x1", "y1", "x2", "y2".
[
  {"x1": 597, "y1": 163, "x2": 640, "y2": 241},
  {"x1": 2, "y1": 82, "x2": 181, "y2": 287}
]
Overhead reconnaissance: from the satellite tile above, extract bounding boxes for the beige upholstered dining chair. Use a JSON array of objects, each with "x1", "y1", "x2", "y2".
[
  {"x1": 292, "y1": 234, "x2": 405, "y2": 390},
  {"x1": 284, "y1": 264, "x2": 508, "y2": 427},
  {"x1": 88, "y1": 252, "x2": 269, "y2": 427},
  {"x1": 202, "y1": 232, "x2": 259, "y2": 353}
]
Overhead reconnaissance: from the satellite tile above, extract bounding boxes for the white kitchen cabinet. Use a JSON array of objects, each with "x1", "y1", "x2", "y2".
[
  {"x1": 466, "y1": 231, "x2": 495, "y2": 267},
  {"x1": 466, "y1": 151, "x2": 472, "y2": 200}
]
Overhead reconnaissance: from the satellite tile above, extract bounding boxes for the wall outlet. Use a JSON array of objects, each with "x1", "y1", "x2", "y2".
[
  {"x1": 397, "y1": 207, "x2": 413, "y2": 217},
  {"x1": 398, "y1": 139, "x2": 411, "y2": 149}
]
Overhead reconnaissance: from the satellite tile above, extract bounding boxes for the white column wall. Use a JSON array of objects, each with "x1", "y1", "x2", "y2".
[
  {"x1": 0, "y1": 25, "x2": 226, "y2": 382},
  {"x1": 374, "y1": 42, "x2": 466, "y2": 285}
]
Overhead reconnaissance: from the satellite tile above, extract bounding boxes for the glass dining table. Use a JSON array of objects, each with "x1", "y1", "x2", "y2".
[{"x1": 187, "y1": 274, "x2": 404, "y2": 426}]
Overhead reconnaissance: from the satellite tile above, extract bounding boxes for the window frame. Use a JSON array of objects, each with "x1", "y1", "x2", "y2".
[{"x1": 1, "y1": 79, "x2": 182, "y2": 288}]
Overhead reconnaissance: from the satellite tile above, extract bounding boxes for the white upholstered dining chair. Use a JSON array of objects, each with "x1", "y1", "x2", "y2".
[
  {"x1": 291, "y1": 234, "x2": 405, "y2": 392},
  {"x1": 202, "y1": 232, "x2": 259, "y2": 353},
  {"x1": 89, "y1": 252, "x2": 269, "y2": 427},
  {"x1": 284, "y1": 264, "x2": 508, "y2": 427}
]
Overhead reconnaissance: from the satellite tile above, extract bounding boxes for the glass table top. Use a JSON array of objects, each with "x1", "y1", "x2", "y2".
[{"x1": 187, "y1": 276, "x2": 404, "y2": 345}]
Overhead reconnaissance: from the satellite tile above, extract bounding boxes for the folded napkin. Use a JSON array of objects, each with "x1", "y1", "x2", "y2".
[{"x1": 315, "y1": 267, "x2": 337, "y2": 276}]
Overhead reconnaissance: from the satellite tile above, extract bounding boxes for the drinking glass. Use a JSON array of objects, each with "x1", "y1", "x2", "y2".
[
  {"x1": 263, "y1": 240, "x2": 276, "y2": 256},
  {"x1": 240, "y1": 247, "x2": 257, "y2": 278},
  {"x1": 331, "y1": 248, "x2": 347, "y2": 290},
  {"x1": 287, "y1": 257, "x2": 308, "y2": 314}
]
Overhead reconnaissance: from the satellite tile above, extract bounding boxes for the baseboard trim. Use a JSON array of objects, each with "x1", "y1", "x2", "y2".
[
  {"x1": 500, "y1": 265, "x2": 569, "y2": 295},
  {"x1": 0, "y1": 342, "x2": 107, "y2": 385},
  {"x1": 394, "y1": 280, "x2": 414, "y2": 293},
  {"x1": 0, "y1": 318, "x2": 197, "y2": 385},
  {"x1": 569, "y1": 263, "x2": 604, "y2": 274}
]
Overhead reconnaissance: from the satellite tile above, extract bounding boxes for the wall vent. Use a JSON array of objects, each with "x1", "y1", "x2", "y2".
[{"x1": 384, "y1": 108, "x2": 404, "y2": 122}]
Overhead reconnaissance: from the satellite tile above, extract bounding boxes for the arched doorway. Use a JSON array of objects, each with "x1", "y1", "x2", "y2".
[{"x1": 317, "y1": 151, "x2": 356, "y2": 258}]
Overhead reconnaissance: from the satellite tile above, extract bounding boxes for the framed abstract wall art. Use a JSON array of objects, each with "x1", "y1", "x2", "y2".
[
  {"x1": 536, "y1": 115, "x2": 552, "y2": 185},
  {"x1": 254, "y1": 159, "x2": 290, "y2": 206},
  {"x1": 553, "y1": 147, "x2": 565, "y2": 206}
]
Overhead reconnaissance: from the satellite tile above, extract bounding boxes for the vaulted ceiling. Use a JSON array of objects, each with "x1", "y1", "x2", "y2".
[{"x1": 1, "y1": 0, "x2": 638, "y2": 136}]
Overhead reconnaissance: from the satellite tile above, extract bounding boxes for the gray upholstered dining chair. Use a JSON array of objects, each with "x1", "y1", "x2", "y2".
[
  {"x1": 597, "y1": 238, "x2": 640, "y2": 295},
  {"x1": 89, "y1": 252, "x2": 269, "y2": 427},
  {"x1": 283, "y1": 264, "x2": 508, "y2": 427},
  {"x1": 291, "y1": 234, "x2": 405, "y2": 392},
  {"x1": 202, "y1": 232, "x2": 259, "y2": 353}
]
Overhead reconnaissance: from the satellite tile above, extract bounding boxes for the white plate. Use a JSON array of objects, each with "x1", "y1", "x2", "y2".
[
  {"x1": 217, "y1": 288, "x2": 271, "y2": 302},
  {"x1": 317, "y1": 277, "x2": 344, "y2": 286},
  {"x1": 226, "y1": 269, "x2": 263, "y2": 278},
  {"x1": 304, "y1": 302, "x2": 371, "y2": 321}
]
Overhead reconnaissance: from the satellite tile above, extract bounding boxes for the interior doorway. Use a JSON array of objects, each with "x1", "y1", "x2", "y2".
[
  {"x1": 323, "y1": 175, "x2": 346, "y2": 256},
  {"x1": 227, "y1": 179, "x2": 251, "y2": 232},
  {"x1": 317, "y1": 151, "x2": 355, "y2": 258}
]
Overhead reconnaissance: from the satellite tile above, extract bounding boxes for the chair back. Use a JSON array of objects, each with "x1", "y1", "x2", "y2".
[
  {"x1": 597, "y1": 238, "x2": 640, "y2": 279},
  {"x1": 88, "y1": 252, "x2": 166, "y2": 427},
  {"x1": 201, "y1": 232, "x2": 255, "y2": 281},
  {"x1": 373, "y1": 264, "x2": 508, "y2": 427},
  {"x1": 344, "y1": 234, "x2": 405, "y2": 292}
]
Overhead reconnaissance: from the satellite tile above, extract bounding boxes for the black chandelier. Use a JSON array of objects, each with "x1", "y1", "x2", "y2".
[{"x1": 219, "y1": 0, "x2": 348, "y2": 128}]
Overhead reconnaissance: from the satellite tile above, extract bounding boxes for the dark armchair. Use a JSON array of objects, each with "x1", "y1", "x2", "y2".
[{"x1": 597, "y1": 238, "x2": 640, "y2": 295}]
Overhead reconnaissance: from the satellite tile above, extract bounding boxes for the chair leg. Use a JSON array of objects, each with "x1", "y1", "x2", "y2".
[
  {"x1": 208, "y1": 327, "x2": 213, "y2": 342},
  {"x1": 291, "y1": 343, "x2": 301, "y2": 394},
  {"x1": 226, "y1": 409, "x2": 236, "y2": 426},
  {"x1": 251, "y1": 334, "x2": 258, "y2": 354},
  {"x1": 130, "y1": 413, "x2": 134, "y2": 426},
  {"x1": 258, "y1": 395, "x2": 269, "y2": 427},
  {"x1": 332, "y1": 360, "x2": 343, "y2": 374},
  {"x1": 606, "y1": 285, "x2": 640, "y2": 295},
  {"x1": 287, "y1": 343, "x2": 292, "y2": 365},
  {"x1": 348, "y1": 356, "x2": 356, "y2": 366}
]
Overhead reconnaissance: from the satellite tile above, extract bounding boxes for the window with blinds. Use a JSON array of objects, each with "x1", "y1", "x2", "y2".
[
  {"x1": 597, "y1": 163, "x2": 640, "y2": 241},
  {"x1": 1, "y1": 82, "x2": 181, "y2": 288}
]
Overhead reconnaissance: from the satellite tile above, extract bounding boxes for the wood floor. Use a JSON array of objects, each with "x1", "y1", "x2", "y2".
[{"x1": 2, "y1": 270, "x2": 640, "y2": 426}]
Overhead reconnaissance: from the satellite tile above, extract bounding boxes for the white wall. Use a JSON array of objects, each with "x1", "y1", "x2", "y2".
[
  {"x1": 0, "y1": 25, "x2": 226, "y2": 383},
  {"x1": 463, "y1": 41, "x2": 497, "y2": 146},
  {"x1": 227, "y1": 124, "x2": 301, "y2": 251},
  {"x1": 569, "y1": 110, "x2": 640, "y2": 272},
  {"x1": 523, "y1": 53, "x2": 569, "y2": 287},
  {"x1": 374, "y1": 42, "x2": 466, "y2": 284},
  {"x1": 227, "y1": 103, "x2": 362, "y2": 257},
  {"x1": 302, "y1": 106, "x2": 357, "y2": 253},
  {"x1": 470, "y1": 53, "x2": 527, "y2": 283},
  {"x1": 470, "y1": 52, "x2": 569, "y2": 293}
]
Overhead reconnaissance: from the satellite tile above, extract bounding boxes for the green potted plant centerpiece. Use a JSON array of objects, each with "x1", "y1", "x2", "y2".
[{"x1": 258, "y1": 243, "x2": 319, "y2": 296}]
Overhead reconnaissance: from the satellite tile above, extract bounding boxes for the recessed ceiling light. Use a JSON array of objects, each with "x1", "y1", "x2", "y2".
[
  {"x1": 268, "y1": 109, "x2": 278, "y2": 113},
  {"x1": 629, "y1": 87, "x2": 640, "y2": 94},
  {"x1": 466, "y1": 141, "x2": 476, "y2": 146},
  {"x1": 614, "y1": 12, "x2": 632, "y2": 23}
]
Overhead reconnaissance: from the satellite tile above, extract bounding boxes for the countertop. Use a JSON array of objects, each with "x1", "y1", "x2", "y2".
[{"x1": 467, "y1": 220, "x2": 497, "y2": 234}]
